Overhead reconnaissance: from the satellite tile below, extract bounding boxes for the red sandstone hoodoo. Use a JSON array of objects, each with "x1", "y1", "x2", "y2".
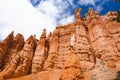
[{"x1": 0, "y1": 8, "x2": 119, "y2": 80}]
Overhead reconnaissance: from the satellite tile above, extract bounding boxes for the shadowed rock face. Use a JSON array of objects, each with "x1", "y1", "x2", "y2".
[
  {"x1": 0, "y1": 35, "x2": 36, "y2": 79},
  {"x1": 0, "y1": 32, "x2": 14, "y2": 69},
  {"x1": 2, "y1": 33, "x2": 24, "y2": 70},
  {"x1": 0, "y1": 8, "x2": 120, "y2": 80}
]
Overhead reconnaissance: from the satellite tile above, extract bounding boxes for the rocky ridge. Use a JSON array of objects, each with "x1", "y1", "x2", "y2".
[{"x1": 0, "y1": 8, "x2": 120, "y2": 80}]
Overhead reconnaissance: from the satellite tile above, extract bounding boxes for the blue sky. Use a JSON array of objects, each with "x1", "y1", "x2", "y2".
[
  {"x1": 0, "y1": 0, "x2": 120, "y2": 40},
  {"x1": 30, "y1": 0, "x2": 120, "y2": 16}
]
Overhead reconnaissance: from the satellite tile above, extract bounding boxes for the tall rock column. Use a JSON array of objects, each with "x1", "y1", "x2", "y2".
[
  {"x1": 0, "y1": 35, "x2": 36, "y2": 79},
  {"x1": 86, "y1": 8, "x2": 119, "y2": 68},
  {"x1": 75, "y1": 8, "x2": 95, "y2": 70},
  {"x1": 43, "y1": 28, "x2": 59, "y2": 70},
  {"x1": 2, "y1": 33, "x2": 24, "y2": 69},
  {"x1": 0, "y1": 32, "x2": 14, "y2": 69},
  {"x1": 54, "y1": 25, "x2": 71, "y2": 69},
  {"x1": 75, "y1": 8, "x2": 82, "y2": 24},
  {"x1": 14, "y1": 35, "x2": 36, "y2": 77},
  {"x1": 31, "y1": 29, "x2": 47, "y2": 73}
]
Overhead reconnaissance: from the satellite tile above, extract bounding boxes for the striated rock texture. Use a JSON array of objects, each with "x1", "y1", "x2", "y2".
[
  {"x1": 0, "y1": 32, "x2": 14, "y2": 69},
  {"x1": 75, "y1": 8, "x2": 95, "y2": 71},
  {"x1": 2, "y1": 33, "x2": 24, "y2": 70},
  {"x1": 31, "y1": 29, "x2": 48, "y2": 73},
  {"x1": 0, "y1": 35, "x2": 36, "y2": 79},
  {"x1": 86, "y1": 8, "x2": 120, "y2": 68},
  {"x1": 0, "y1": 8, "x2": 120, "y2": 80},
  {"x1": 60, "y1": 52, "x2": 84, "y2": 80}
]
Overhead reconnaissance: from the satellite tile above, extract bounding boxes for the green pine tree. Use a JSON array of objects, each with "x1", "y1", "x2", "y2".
[
  {"x1": 115, "y1": 0, "x2": 120, "y2": 2},
  {"x1": 117, "y1": 11, "x2": 120, "y2": 22},
  {"x1": 114, "y1": 0, "x2": 120, "y2": 22},
  {"x1": 114, "y1": 71, "x2": 120, "y2": 80}
]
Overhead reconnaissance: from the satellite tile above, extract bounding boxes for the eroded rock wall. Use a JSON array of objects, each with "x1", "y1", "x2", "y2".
[
  {"x1": 0, "y1": 35, "x2": 36, "y2": 79},
  {"x1": 86, "y1": 8, "x2": 120, "y2": 68},
  {"x1": 32, "y1": 29, "x2": 47, "y2": 73},
  {"x1": 0, "y1": 8, "x2": 119, "y2": 80},
  {"x1": 0, "y1": 32, "x2": 14, "y2": 69},
  {"x1": 2, "y1": 33, "x2": 24, "y2": 70}
]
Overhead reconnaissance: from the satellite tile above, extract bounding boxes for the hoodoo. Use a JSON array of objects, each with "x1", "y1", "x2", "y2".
[{"x1": 0, "y1": 8, "x2": 120, "y2": 80}]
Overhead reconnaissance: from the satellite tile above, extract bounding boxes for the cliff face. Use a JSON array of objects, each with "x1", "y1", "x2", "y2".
[{"x1": 0, "y1": 8, "x2": 120, "y2": 80}]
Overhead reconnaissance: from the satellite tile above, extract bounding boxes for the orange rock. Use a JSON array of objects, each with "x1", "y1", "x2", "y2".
[
  {"x1": 0, "y1": 35, "x2": 36, "y2": 79},
  {"x1": 32, "y1": 29, "x2": 47, "y2": 73},
  {"x1": 0, "y1": 31, "x2": 14, "y2": 69},
  {"x1": 86, "y1": 8, "x2": 120, "y2": 68},
  {"x1": 2, "y1": 33, "x2": 24, "y2": 69},
  {"x1": 60, "y1": 52, "x2": 84, "y2": 80},
  {"x1": 43, "y1": 28, "x2": 59, "y2": 70},
  {"x1": 106, "y1": 61, "x2": 116, "y2": 68},
  {"x1": 0, "y1": 8, "x2": 119, "y2": 80}
]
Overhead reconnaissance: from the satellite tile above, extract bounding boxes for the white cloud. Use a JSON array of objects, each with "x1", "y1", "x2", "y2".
[
  {"x1": 78, "y1": 0, "x2": 95, "y2": 6},
  {"x1": 0, "y1": 0, "x2": 55, "y2": 40},
  {"x1": 59, "y1": 15, "x2": 75, "y2": 25},
  {"x1": 0, "y1": 0, "x2": 74, "y2": 40},
  {"x1": 38, "y1": 1, "x2": 58, "y2": 16},
  {"x1": 95, "y1": 5, "x2": 103, "y2": 12},
  {"x1": 77, "y1": 0, "x2": 108, "y2": 13},
  {"x1": 67, "y1": 0, "x2": 75, "y2": 8},
  {"x1": 93, "y1": 0, "x2": 109, "y2": 13},
  {"x1": 1, "y1": 0, "x2": 109, "y2": 40},
  {"x1": 37, "y1": 0, "x2": 74, "y2": 24},
  {"x1": 78, "y1": 0, "x2": 106, "y2": 13}
]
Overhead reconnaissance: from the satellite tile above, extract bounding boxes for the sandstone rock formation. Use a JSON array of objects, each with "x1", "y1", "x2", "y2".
[
  {"x1": 2, "y1": 33, "x2": 24, "y2": 69},
  {"x1": 60, "y1": 52, "x2": 84, "y2": 80},
  {"x1": 75, "y1": 8, "x2": 95, "y2": 71},
  {"x1": 0, "y1": 8, "x2": 119, "y2": 80},
  {"x1": 0, "y1": 35, "x2": 36, "y2": 79},
  {"x1": 43, "y1": 28, "x2": 59, "y2": 70},
  {"x1": 86, "y1": 8, "x2": 120, "y2": 68},
  {"x1": 32, "y1": 29, "x2": 48, "y2": 73},
  {"x1": 0, "y1": 32, "x2": 14, "y2": 69}
]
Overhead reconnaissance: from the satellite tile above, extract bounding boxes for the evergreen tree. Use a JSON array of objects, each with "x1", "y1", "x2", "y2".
[
  {"x1": 115, "y1": 0, "x2": 120, "y2": 22},
  {"x1": 114, "y1": 71, "x2": 120, "y2": 80},
  {"x1": 117, "y1": 11, "x2": 120, "y2": 22},
  {"x1": 115, "y1": 0, "x2": 120, "y2": 2}
]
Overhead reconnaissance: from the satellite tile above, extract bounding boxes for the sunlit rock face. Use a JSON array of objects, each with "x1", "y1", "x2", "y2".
[
  {"x1": 0, "y1": 8, "x2": 120, "y2": 80},
  {"x1": 31, "y1": 29, "x2": 47, "y2": 73}
]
